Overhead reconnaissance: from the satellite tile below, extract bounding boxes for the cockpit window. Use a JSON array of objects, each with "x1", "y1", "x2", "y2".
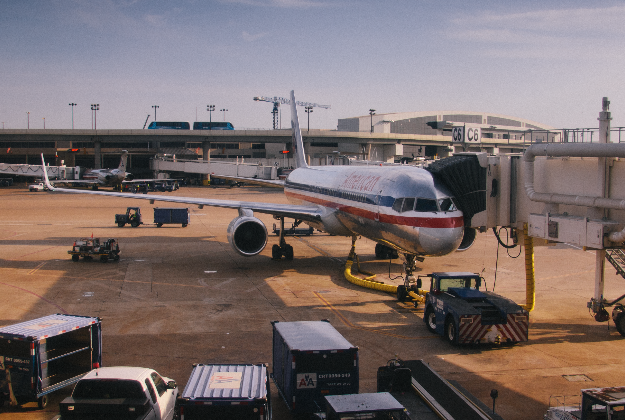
[
  {"x1": 415, "y1": 198, "x2": 438, "y2": 212},
  {"x1": 438, "y1": 198, "x2": 457, "y2": 212},
  {"x1": 401, "y1": 197, "x2": 415, "y2": 213}
]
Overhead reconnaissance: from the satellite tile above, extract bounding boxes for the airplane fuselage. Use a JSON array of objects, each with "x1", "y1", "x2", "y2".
[
  {"x1": 82, "y1": 168, "x2": 127, "y2": 187},
  {"x1": 284, "y1": 165, "x2": 464, "y2": 256}
]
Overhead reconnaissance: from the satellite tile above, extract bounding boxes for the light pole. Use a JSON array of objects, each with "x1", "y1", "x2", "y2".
[
  {"x1": 27, "y1": 112, "x2": 30, "y2": 129},
  {"x1": 69, "y1": 103, "x2": 77, "y2": 129},
  {"x1": 91, "y1": 104, "x2": 100, "y2": 129},
  {"x1": 43, "y1": 117, "x2": 45, "y2": 129},
  {"x1": 207, "y1": 105, "x2": 215, "y2": 129},
  {"x1": 152, "y1": 105, "x2": 159, "y2": 122},
  {"x1": 305, "y1": 106, "x2": 313, "y2": 132},
  {"x1": 220, "y1": 108, "x2": 228, "y2": 121},
  {"x1": 369, "y1": 109, "x2": 376, "y2": 133}
]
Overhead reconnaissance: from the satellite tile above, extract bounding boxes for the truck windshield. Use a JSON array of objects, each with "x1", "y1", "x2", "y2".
[
  {"x1": 438, "y1": 277, "x2": 479, "y2": 292},
  {"x1": 73, "y1": 379, "x2": 145, "y2": 400}
]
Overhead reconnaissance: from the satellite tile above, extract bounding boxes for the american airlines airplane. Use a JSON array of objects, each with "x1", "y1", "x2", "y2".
[{"x1": 42, "y1": 91, "x2": 474, "y2": 279}]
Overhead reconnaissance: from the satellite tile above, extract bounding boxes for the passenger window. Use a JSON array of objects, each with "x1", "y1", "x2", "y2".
[
  {"x1": 150, "y1": 372, "x2": 168, "y2": 396},
  {"x1": 415, "y1": 199, "x2": 438, "y2": 212},
  {"x1": 438, "y1": 198, "x2": 457, "y2": 212},
  {"x1": 392, "y1": 198, "x2": 403, "y2": 212},
  {"x1": 145, "y1": 379, "x2": 157, "y2": 404},
  {"x1": 401, "y1": 197, "x2": 415, "y2": 213}
]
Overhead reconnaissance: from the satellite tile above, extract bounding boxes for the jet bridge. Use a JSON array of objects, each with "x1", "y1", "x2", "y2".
[{"x1": 432, "y1": 97, "x2": 625, "y2": 334}]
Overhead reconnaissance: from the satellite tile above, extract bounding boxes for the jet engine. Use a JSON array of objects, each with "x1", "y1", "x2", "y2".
[
  {"x1": 456, "y1": 227, "x2": 477, "y2": 252},
  {"x1": 227, "y1": 214, "x2": 268, "y2": 257}
]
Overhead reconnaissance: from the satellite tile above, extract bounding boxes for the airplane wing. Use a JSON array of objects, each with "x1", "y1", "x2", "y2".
[{"x1": 41, "y1": 159, "x2": 321, "y2": 222}]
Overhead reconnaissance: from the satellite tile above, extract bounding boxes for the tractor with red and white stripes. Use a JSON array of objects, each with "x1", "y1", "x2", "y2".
[{"x1": 422, "y1": 272, "x2": 529, "y2": 345}]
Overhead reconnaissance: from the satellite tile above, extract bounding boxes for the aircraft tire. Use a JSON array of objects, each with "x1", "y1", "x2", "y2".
[
  {"x1": 425, "y1": 306, "x2": 436, "y2": 333},
  {"x1": 615, "y1": 310, "x2": 625, "y2": 337},
  {"x1": 272, "y1": 244, "x2": 282, "y2": 260},
  {"x1": 284, "y1": 245, "x2": 294, "y2": 261},
  {"x1": 397, "y1": 285, "x2": 408, "y2": 302}
]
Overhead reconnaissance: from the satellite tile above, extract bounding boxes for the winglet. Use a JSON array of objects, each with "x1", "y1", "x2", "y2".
[
  {"x1": 41, "y1": 153, "x2": 54, "y2": 191},
  {"x1": 290, "y1": 90, "x2": 308, "y2": 169}
]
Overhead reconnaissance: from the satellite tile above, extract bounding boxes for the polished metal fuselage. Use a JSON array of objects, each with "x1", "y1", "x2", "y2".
[{"x1": 284, "y1": 165, "x2": 464, "y2": 256}]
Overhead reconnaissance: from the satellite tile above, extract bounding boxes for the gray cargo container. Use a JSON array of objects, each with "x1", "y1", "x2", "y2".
[
  {"x1": 154, "y1": 207, "x2": 189, "y2": 227},
  {"x1": 272, "y1": 320, "x2": 359, "y2": 414},
  {"x1": 0, "y1": 314, "x2": 102, "y2": 409},
  {"x1": 178, "y1": 363, "x2": 270, "y2": 420}
]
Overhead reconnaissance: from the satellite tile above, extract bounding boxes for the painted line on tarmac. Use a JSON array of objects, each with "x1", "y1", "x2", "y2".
[
  {"x1": 0, "y1": 281, "x2": 68, "y2": 314},
  {"x1": 28, "y1": 261, "x2": 47, "y2": 275},
  {"x1": 313, "y1": 291, "x2": 435, "y2": 340}
]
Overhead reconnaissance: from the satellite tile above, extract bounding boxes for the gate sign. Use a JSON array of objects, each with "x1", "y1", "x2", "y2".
[{"x1": 452, "y1": 126, "x2": 481, "y2": 143}]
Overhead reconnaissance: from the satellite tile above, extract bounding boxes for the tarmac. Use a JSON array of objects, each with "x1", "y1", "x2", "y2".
[{"x1": 0, "y1": 184, "x2": 624, "y2": 419}]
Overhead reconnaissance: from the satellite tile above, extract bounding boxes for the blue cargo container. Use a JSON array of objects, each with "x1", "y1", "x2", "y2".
[
  {"x1": 272, "y1": 320, "x2": 359, "y2": 414},
  {"x1": 154, "y1": 207, "x2": 189, "y2": 227},
  {"x1": 0, "y1": 314, "x2": 102, "y2": 409},
  {"x1": 178, "y1": 364, "x2": 271, "y2": 420}
]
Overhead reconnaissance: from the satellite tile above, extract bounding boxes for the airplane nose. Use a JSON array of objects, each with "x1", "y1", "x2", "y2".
[{"x1": 419, "y1": 227, "x2": 464, "y2": 256}]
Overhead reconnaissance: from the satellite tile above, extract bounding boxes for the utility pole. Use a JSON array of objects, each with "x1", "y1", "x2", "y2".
[
  {"x1": 207, "y1": 105, "x2": 215, "y2": 129},
  {"x1": 69, "y1": 103, "x2": 77, "y2": 129},
  {"x1": 369, "y1": 109, "x2": 376, "y2": 133},
  {"x1": 91, "y1": 104, "x2": 100, "y2": 129},
  {"x1": 152, "y1": 105, "x2": 159, "y2": 122},
  {"x1": 305, "y1": 106, "x2": 313, "y2": 132}
]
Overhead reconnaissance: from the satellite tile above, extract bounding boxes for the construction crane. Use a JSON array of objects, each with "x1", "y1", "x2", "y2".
[{"x1": 253, "y1": 95, "x2": 330, "y2": 129}]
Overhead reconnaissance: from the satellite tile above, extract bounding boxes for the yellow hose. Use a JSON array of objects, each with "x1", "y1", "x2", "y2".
[{"x1": 522, "y1": 223, "x2": 536, "y2": 312}]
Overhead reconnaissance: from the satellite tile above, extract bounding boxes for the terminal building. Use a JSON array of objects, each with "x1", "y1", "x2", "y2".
[{"x1": 0, "y1": 109, "x2": 557, "y2": 180}]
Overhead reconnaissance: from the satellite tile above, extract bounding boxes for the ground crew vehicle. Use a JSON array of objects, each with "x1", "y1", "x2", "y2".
[
  {"x1": 58, "y1": 366, "x2": 178, "y2": 420},
  {"x1": 422, "y1": 272, "x2": 529, "y2": 345},
  {"x1": 154, "y1": 208, "x2": 189, "y2": 227},
  {"x1": 69, "y1": 237, "x2": 120, "y2": 262},
  {"x1": 545, "y1": 386, "x2": 625, "y2": 420},
  {"x1": 177, "y1": 363, "x2": 271, "y2": 419},
  {"x1": 116, "y1": 207, "x2": 143, "y2": 227},
  {"x1": 0, "y1": 314, "x2": 102, "y2": 409},
  {"x1": 272, "y1": 320, "x2": 359, "y2": 414},
  {"x1": 28, "y1": 182, "x2": 48, "y2": 191}
]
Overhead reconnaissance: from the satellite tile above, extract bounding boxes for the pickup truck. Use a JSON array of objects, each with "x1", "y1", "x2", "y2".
[
  {"x1": 28, "y1": 182, "x2": 48, "y2": 191},
  {"x1": 58, "y1": 367, "x2": 178, "y2": 420}
]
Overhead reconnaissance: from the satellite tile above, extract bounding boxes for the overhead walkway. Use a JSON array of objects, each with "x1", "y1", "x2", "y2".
[{"x1": 0, "y1": 162, "x2": 75, "y2": 179}]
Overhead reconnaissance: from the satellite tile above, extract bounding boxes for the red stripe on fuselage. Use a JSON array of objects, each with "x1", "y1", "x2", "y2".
[{"x1": 285, "y1": 190, "x2": 463, "y2": 229}]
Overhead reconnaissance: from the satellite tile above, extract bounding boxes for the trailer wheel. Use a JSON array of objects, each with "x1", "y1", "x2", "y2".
[
  {"x1": 100, "y1": 255, "x2": 108, "y2": 263},
  {"x1": 156, "y1": 223, "x2": 163, "y2": 228},
  {"x1": 37, "y1": 395, "x2": 48, "y2": 409},
  {"x1": 117, "y1": 222, "x2": 125, "y2": 227},
  {"x1": 182, "y1": 223, "x2": 187, "y2": 227},
  {"x1": 71, "y1": 254, "x2": 79, "y2": 262},
  {"x1": 445, "y1": 317, "x2": 458, "y2": 345},
  {"x1": 615, "y1": 310, "x2": 625, "y2": 337},
  {"x1": 425, "y1": 306, "x2": 437, "y2": 333}
]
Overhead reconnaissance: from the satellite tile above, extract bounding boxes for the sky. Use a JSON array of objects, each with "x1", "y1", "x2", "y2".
[{"x1": 1, "y1": 0, "x2": 625, "y2": 131}]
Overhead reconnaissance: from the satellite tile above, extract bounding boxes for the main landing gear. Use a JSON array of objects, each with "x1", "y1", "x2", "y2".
[{"x1": 272, "y1": 217, "x2": 294, "y2": 260}]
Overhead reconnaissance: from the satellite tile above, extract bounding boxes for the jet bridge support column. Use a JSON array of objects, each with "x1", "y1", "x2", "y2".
[{"x1": 94, "y1": 140, "x2": 101, "y2": 169}]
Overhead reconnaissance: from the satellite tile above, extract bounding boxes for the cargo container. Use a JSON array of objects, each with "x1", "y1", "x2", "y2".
[
  {"x1": 0, "y1": 313, "x2": 102, "y2": 409},
  {"x1": 154, "y1": 207, "x2": 189, "y2": 227},
  {"x1": 271, "y1": 320, "x2": 359, "y2": 414},
  {"x1": 177, "y1": 363, "x2": 270, "y2": 420}
]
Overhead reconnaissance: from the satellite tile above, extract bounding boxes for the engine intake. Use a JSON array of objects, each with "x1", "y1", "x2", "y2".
[{"x1": 227, "y1": 215, "x2": 268, "y2": 257}]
